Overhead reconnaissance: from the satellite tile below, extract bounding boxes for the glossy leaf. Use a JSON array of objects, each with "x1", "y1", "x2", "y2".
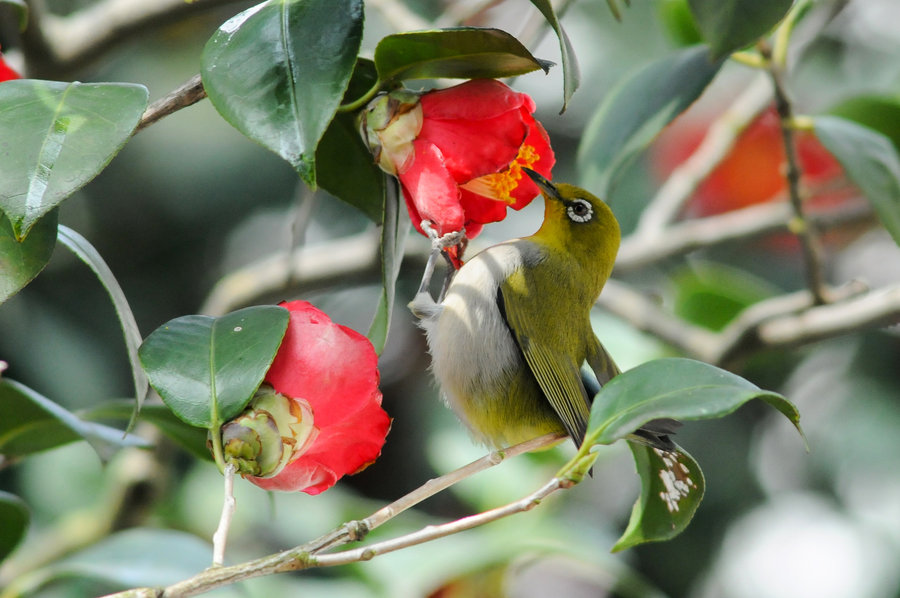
[
  {"x1": 815, "y1": 115, "x2": 900, "y2": 248},
  {"x1": 367, "y1": 180, "x2": 409, "y2": 355},
  {"x1": 27, "y1": 529, "x2": 213, "y2": 591},
  {"x1": 0, "y1": 491, "x2": 29, "y2": 562},
  {"x1": 586, "y1": 358, "x2": 803, "y2": 446},
  {"x1": 317, "y1": 59, "x2": 384, "y2": 223},
  {"x1": 374, "y1": 28, "x2": 551, "y2": 83},
  {"x1": 613, "y1": 443, "x2": 704, "y2": 551},
  {"x1": 82, "y1": 400, "x2": 213, "y2": 462},
  {"x1": 202, "y1": 0, "x2": 363, "y2": 187},
  {"x1": 0, "y1": 80, "x2": 148, "y2": 240},
  {"x1": 0, "y1": 379, "x2": 148, "y2": 461},
  {"x1": 138, "y1": 306, "x2": 289, "y2": 428},
  {"x1": 828, "y1": 95, "x2": 900, "y2": 152},
  {"x1": 577, "y1": 46, "x2": 722, "y2": 196},
  {"x1": 57, "y1": 225, "x2": 149, "y2": 420},
  {"x1": 0, "y1": 208, "x2": 56, "y2": 304},
  {"x1": 528, "y1": 0, "x2": 579, "y2": 113},
  {"x1": 657, "y1": 0, "x2": 704, "y2": 46},
  {"x1": 673, "y1": 262, "x2": 777, "y2": 331},
  {"x1": 687, "y1": 0, "x2": 793, "y2": 58}
]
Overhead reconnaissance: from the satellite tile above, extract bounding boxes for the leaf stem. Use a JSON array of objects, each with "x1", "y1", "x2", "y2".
[{"x1": 338, "y1": 79, "x2": 383, "y2": 114}]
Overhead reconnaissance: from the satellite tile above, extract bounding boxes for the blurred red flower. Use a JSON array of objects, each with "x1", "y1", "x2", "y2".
[
  {"x1": 0, "y1": 48, "x2": 21, "y2": 81},
  {"x1": 363, "y1": 79, "x2": 555, "y2": 246},
  {"x1": 244, "y1": 300, "x2": 391, "y2": 495}
]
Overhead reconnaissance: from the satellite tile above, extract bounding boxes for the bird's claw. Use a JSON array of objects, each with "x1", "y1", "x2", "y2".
[{"x1": 420, "y1": 220, "x2": 466, "y2": 251}]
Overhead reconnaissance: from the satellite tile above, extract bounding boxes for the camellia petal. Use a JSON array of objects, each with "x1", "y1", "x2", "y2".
[
  {"x1": 362, "y1": 79, "x2": 556, "y2": 255},
  {"x1": 246, "y1": 300, "x2": 391, "y2": 494},
  {"x1": 0, "y1": 50, "x2": 21, "y2": 81}
]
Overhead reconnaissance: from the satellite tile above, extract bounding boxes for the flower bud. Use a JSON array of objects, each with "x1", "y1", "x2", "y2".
[
  {"x1": 221, "y1": 384, "x2": 317, "y2": 478},
  {"x1": 360, "y1": 89, "x2": 423, "y2": 175}
]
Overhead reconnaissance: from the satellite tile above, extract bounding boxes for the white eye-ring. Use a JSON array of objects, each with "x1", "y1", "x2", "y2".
[{"x1": 566, "y1": 199, "x2": 593, "y2": 223}]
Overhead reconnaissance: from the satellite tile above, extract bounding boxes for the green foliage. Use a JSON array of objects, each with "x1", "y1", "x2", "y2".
[
  {"x1": 0, "y1": 491, "x2": 29, "y2": 563},
  {"x1": 201, "y1": 0, "x2": 364, "y2": 187},
  {"x1": 0, "y1": 379, "x2": 148, "y2": 461},
  {"x1": 374, "y1": 28, "x2": 552, "y2": 82},
  {"x1": 528, "y1": 0, "x2": 580, "y2": 112},
  {"x1": 0, "y1": 208, "x2": 55, "y2": 304},
  {"x1": 673, "y1": 262, "x2": 778, "y2": 331},
  {"x1": 614, "y1": 443, "x2": 704, "y2": 552},
  {"x1": 367, "y1": 185, "x2": 409, "y2": 355},
  {"x1": 0, "y1": 80, "x2": 147, "y2": 240},
  {"x1": 687, "y1": 0, "x2": 794, "y2": 58},
  {"x1": 577, "y1": 45, "x2": 723, "y2": 196},
  {"x1": 583, "y1": 358, "x2": 803, "y2": 548},
  {"x1": 815, "y1": 116, "x2": 900, "y2": 248},
  {"x1": 828, "y1": 95, "x2": 900, "y2": 152},
  {"x1": 657, "y1": 0, "x2": 704, "y2": 46},
  {"x1": 316, "y1": 59, "x2": 385, "y2": 223},
  {"x1": 138, "y1": 306, "x2": 289, "y2": 428}
]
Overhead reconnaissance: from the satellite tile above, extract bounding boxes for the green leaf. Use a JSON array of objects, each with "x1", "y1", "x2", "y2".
[
  {"x1": 317, "y1": 59, "x2": 385, "y2": 223},
  {"x1": 814, "y1": 115, "x2": 900, "y2": 248},
  {"x1": 367, "y1": 182, "x2": 410, "y2": 355},
  {"x1": 202, "y1": 0, "x2": 364, "y2": 188},
  {"x1": 0, "y1": 491, "x2": 29, "y2": 562},
  {"x1": 82, "y1": 401, "x2": 212, "y2": 461},
  {"x1": 0, "y1": 379, "x2": 149, "y2": 461},
  {"x1": 586, "y1": 358, "x2": 803, "y2": 446},
  {"x1": 673, "y1": 262, "x2": 778, "y2": 331},
  {"x1": 374, "y1": 28, "x2": 551, "y2": 83},
  {"x1": 613, "y1": 442, "x2": 704, "y2": 551},
  {"x1": 528, "y1": 0, "x2": 579, "y2": 113},
  {"x1": 0, "y1": 208, "x2": 56, "y2": 304},
  {"x1": 828, "y1": 95, "x2": 900, "y2": 153},
  {"x1": 687, "y1": 0, "x2": 793, "y2": 58},
  {"x1": 1, "y1": 0, "x2": 28, "y2": 30},
  {"x1": 0, "y1": 80, "x2": 148, "y2": 240},
  {"x1": 577, "y1": 46, "x2": 722, "y2": 196},
  {"x1": 138, "y1": 306, "x2": 289, "y2": 428},
  {"x1": 657, "y1": 0, "x2": 704, "y2": 47},
  {"x1": 57, "y1": 225, "x2": 149, "y2": 422},
  {"x1": 18, "y1": 529, "x2": 213, "y2": 593}
]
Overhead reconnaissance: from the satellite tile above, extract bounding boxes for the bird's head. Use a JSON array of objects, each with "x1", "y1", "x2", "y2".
[{"x1": 523, "y1": 168, "x2": 621, "y2": 278}]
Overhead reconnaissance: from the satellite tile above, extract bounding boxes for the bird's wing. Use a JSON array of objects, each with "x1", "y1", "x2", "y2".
[
  {"x1": 497, "y1": 270, "x2": 591, "y2": 444},
  {"x1": 585, "y1": 334, "x2": 620, "y2": 385}
]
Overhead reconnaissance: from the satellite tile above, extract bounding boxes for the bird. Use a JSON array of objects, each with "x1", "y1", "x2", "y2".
[{"x1": 410, "y1": 168, "x2": 677, "y2": 450}]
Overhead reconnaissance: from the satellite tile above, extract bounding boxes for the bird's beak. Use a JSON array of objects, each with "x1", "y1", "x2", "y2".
[{"x1": 523, "y1": 168, "x2": 562, "y2": 202}]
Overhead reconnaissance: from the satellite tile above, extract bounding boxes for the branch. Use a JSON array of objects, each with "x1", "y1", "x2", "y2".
[
  {"x1": 22, "y1": 0, "x2": 245, "y2": 74},
  {"x1": 616, "y1": 197, "x2": 874, "y2": 273},
  {"x1": 633, "y1": 73, "x2": 773, "y2": 237},
  {"x1": 101, "y1": 433, "x2": 565, "y2": 598},
  {"x1": 136, "y1": 75, "x2": 207, "y2": 133}
]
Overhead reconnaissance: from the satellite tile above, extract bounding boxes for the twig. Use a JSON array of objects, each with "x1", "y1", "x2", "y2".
[
  {"x1": 136, "y1": 75, "x2": 207, "y2": 133},
  {"x1": 616, "y1": 197, "x2": 873, "y2": 272},
  {"x1": 760, "y1": 39, "x2": 828, "y2": 304},
  {"x1": 211, "y1": 464, "x2": 236, "y2": 567},
  {"x1": 22, "y1": 0, "x2": 245, "y2": 73},
  {"x1": 100, "y1": 433, "x2": 567, "y2": 598},
  {"x1": 634, "y1": 73, "x2": 773, "y2": 236}
]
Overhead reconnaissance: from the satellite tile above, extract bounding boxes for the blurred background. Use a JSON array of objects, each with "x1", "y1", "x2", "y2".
[{"x1": 2, "y1": 0, "x2": 900, "y2": 596}]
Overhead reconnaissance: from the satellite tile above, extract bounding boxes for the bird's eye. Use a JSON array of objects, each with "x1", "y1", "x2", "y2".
[{"x1": 566, "y1": 199, "x2": 593, "y2": 223}]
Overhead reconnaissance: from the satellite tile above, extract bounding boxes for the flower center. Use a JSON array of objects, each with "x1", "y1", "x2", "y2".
[{"x1": 461, "y1": 143, "x2": 540, "y2": 204}]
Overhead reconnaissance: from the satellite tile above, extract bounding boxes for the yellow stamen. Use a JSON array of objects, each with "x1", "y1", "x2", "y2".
[{"x1": 461, "y1": 143, "x2": 540, "y2": 204}]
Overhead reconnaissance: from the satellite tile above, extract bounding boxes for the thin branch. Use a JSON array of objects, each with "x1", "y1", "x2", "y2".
[
  {"x1": 760, "y1": 40, "x2": 828, "y2": 304},
  {"x1": 634, "y1": 73, "x2": 773, "y2": 237},
  {"x1": 100, "y1": 433, "x2": 566, "y2": 598},
  {"x1": 136, "y1": 75, "x2": 207, "y2": 133},
  {"x1": 616, "y1": 197, "x2": 874, "y2": 272},
  {"x1": 212, "y1": 464, "x2": 236, "y2": 567},
  {"x1": 22, "y1": 0, "x2": 245, "y2": 74}
]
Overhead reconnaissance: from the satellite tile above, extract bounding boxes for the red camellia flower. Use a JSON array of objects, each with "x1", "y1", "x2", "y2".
[
  {"x1": 0, "y1": 48, "x2": 21, "y2": 81},
  {"x1": 362, "y1": 79, "x2": 555, "y2": 246},
  {"x1": 223, "y1": 300, "x2": 391, "y2": 495}
]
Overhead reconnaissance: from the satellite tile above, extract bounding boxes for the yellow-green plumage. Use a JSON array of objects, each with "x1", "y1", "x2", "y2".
[{"x1": 411, "y1": 170, "x2": 650, "y2": 449}]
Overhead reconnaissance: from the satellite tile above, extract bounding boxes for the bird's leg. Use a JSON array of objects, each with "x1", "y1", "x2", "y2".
[{"x1": 410, "y1": 221, "x2": 465, "y2": 320}]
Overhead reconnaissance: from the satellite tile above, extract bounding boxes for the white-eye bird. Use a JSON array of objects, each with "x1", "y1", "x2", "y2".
[{"x1": 411, "y1": 168, "x2": 676, "y2": 449}]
